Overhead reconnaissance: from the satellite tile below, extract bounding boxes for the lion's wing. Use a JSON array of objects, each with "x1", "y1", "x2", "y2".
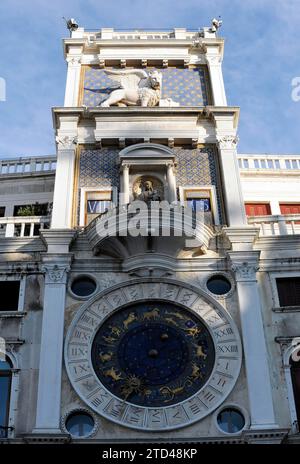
[{"x1": 104, "y1": 69, "x2": 148, "y2": 91}]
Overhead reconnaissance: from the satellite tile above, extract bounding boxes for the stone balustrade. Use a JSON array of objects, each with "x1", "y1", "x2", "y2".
[
  {"x1": 238, "y1": 155, "x2": 300, "y2": 171},
  {"x1": 0, "y1": 216, "x2": 50, "y2": 238},
  {"x1": 0, "y1": 156, "x2": 56, "y2": 176},
  {"x1": 248, "y1": 214, "x2": 300, "y2": 236}
]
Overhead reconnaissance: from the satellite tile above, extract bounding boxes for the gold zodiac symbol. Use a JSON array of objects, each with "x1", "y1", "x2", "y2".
[
  {"x1": 195, "y1": 345, "x2": 207, "y2": 359},
  {"x1": 120, "y1": 375, "x2": 143, "y2": 400},
  {"x1": 123, "y1": 312, "x2": 137, "y2": 330},
  {"x1": 185, "y1": 326, "x2": 202, "y2": 337},
  {"x1": 190, "y1": 362, "x2": 203, "y2": 380},
  {"x1": 160, "y1": 380, "x2": 192, "y2": 402},
  {"x1": 110, "y1": 326, "x2": 121, "y2": 337},
  {"x1": 99, "y1": 351, "x2": 113, "y2": 363},
  {"x1": 103, "y1": 335, "x2": 116, "y2": 344},
  {"x1": 104, "y1": 367, "x2": 123, "y2": 381},
  {"x1": 164, "y1": 317, "x2": 178, "y2": 326},
  {"x1": 143, "y1": 308, "x2": 160, "y2": 320}
]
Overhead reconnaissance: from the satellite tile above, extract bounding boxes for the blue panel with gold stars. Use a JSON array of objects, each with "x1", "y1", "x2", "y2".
[
  {"x1": 82, "y1": 66, "x2": 211, "y2": 107},
  {"x1": 91, "y1": 301, "x2": 215, "y2": 407}
]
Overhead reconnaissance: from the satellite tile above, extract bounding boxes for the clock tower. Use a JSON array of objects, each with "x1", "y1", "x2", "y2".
[{"x1": 24, "y1": 22, "x2": 287, "y2": 443}]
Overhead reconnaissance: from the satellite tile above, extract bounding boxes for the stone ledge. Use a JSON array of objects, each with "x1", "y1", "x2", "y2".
[
  {"x1": 0, "y1": 311, "x2": 27, "y2": 319},
  {"x1": 273, "y1": 306, "x2": 300, "y2": 313},
  {"x1": 21, "y1": 433, "x2": 71, "y2": 444}
]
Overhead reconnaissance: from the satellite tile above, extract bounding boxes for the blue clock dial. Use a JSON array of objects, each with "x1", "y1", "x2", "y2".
[{"x1": 91, "y1": 302, "x2": 215, "y2": 407}]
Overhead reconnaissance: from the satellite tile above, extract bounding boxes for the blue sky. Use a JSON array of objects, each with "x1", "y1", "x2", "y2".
[{"x1": 0, "y1": 0, "x2": 299, "y2": 158}]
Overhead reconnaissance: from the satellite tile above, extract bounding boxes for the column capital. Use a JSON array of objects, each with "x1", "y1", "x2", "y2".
[
  {"x1": 217, "y1": 134, "x2": 239, "y2": 150},
  {"x1": 66, "y1": 55, "x2": 82, "y2": 66},
  {"x1": 231, "y1": 261, "x2": 259, "y2": 282},
  {"x1": 41, "y1": 263, "x2": 70, "y2": 285},
  {"x1": 205, "y1": 54, "x2": 222, "y2": 66},
  {"x1": 228, "y1": 251, "x2": 260, "y2": 282},
  {"x1": 41, "y1": 254, "x2": 73, "y2": 280},
  {"x1": 55, "y1": 135, "x2": 78, "y2": 150}
]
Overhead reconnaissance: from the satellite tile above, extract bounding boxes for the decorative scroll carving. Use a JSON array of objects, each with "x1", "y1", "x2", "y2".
[
  {"x1": 42, "y1": 264, "x2": 70, "y2": 285},
  {"x1": 66, "y1": 56, "x2": 81, "y2": 66},
  {"x1": 56, "y1": 135, "x2": 78, "y2": 150},
  {"x1": 231, "y1": 261, "x2": 259, "y2": 281},
  {"x1": 217, "y1": 135, "x2": 239, "y2": 150}
]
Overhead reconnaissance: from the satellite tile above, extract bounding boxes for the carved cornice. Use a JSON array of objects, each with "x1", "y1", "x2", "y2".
[
  {"x1": 217, "y1": 135, "x2": 239, "y2": 150},
  {"x1": 55, "y1": 135, "x2": 78, "y2": 150}
]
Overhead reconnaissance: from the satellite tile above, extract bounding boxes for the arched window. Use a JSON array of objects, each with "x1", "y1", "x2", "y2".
[
  {"x1": 0, "y1": 357, "x2": 12, "y2": 438},
  {"x1": 291, "y1": 349, "x2": 300, "y2": 428}
]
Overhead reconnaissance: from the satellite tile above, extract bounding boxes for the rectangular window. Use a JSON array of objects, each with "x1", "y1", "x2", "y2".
[
  {"x1": 267, "y1": 160, "x2": 274, "y2": 169},
  {"x1": 0, "y1": 207, "x2": 5, "y2": 218},
  {"x1": 291, "y1": 364, "x2": 300, "y2": 426},
  {"x1": 187, "y1": 198, "x2": 211, "y2": 213},
  {"x1": 182, "y1": 188, "x2": 216, "y2": 224},
  {"x1": 0, "y1": 281, "x2": 20, "y2": 311},
  {"x1": 276, "y1": 277, "x2": 300, "y2": 307},
  {"x1": 280, "y1": 204, "x2": 300, "y2": 215},
  {"x1": 254, "y1": 160, "x2": 259, "y2": 169},
  {"x1": 87, "y1": 200, "x2": 111, "y2": 215},
  {"x1": 275, "y1": 160, "x2": 280, "y2": 169},
  {"x1": 0, "y1": 373, "x2": 11, "y2": 437},
  {"x1": 85, "y1": 191, "x2": 112, "y2": 225},
  {"x1": 13, "y1": 203, "x2": 49, "y2": 216},
  {"x1": 245, "y1": 203, "x2": 271, "y2": 216}
]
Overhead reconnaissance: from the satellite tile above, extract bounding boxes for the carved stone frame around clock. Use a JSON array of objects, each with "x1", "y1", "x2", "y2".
[{"x1": 64, "y1": 278, "x2": 242, "y2": 432}]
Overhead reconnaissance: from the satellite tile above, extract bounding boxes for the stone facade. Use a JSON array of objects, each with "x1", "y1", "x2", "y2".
[{"x1": 0, "y1": 25, "x2": 300, "y2": 445}]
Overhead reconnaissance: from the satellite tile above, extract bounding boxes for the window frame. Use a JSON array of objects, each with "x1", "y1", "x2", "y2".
[
  {"x1": 282, "y1": 341, "x2": 300, "y2": 433},
  {"x1": 0, "y1": 276, "x2": 26, "y2": 313},
  {"x1": 270, "y1": 272, "x2": 300, "y2": 311},
  {"x1": 179, "y1": 185, "x2": 220, "y2": 225},
  {"x1": 244, "y1": 202, "x2": 271, "y2": 217},
  {"x1": 0, "y1": 359, "x2": 12, "y2": 438},
  {"x1": 0, "y1": 352, "x2": 19, "y2": 439},
  {"x1": 79, "y1": 187, "x2": 118, "y2": 227},
  {"x1": 214, "y1": 403, "x2": 249, "y2": 436}
]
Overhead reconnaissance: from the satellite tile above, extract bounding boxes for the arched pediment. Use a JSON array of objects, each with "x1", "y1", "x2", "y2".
[{"x1": 119, "y1": 143, "x2": 175, "y2": 161}]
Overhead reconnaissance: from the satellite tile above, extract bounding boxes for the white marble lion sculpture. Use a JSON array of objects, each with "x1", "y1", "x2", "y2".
[{"x1": 100, "y1": 69, "x2": 162, "y2": 107}]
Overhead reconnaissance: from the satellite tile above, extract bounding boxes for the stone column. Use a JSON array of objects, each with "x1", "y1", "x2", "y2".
[
  {"x1": 206, "y1": 55, "x2": 227, "y2": 106},
  {"x1": 33, "y1": 254, "x2": 73, "y2": 433},
  {"x1": 51, "y1": 135, "x2": 77, "y2": 229},
  {"x1": 121, "y1": 164, "x2": 130, "y2": 205},
  {"x1": 167, "y1": 163, "x2": 177, "y2": 203},
  {"x1": 64, "y1": 56, "x2": 82, "y2": 107},
  {"x1": 229, "y1": 252, "x2": 277, "y2": 429},
  {"x1": 217, "y1": 135, "x2": 247, "y2": 226}
]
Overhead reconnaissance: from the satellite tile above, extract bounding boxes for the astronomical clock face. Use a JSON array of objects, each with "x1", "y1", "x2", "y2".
[
  {"x1": 65, "y1": 280, "x2": 242, "y2": 431},
  {"x1": 91, "y1": 302, "x2": 215, "y2": 408}
]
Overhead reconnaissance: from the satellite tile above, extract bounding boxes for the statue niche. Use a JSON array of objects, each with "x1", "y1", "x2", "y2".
[{"x1": 133, "y1": 177, "x2": 164, "y2": 204}]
